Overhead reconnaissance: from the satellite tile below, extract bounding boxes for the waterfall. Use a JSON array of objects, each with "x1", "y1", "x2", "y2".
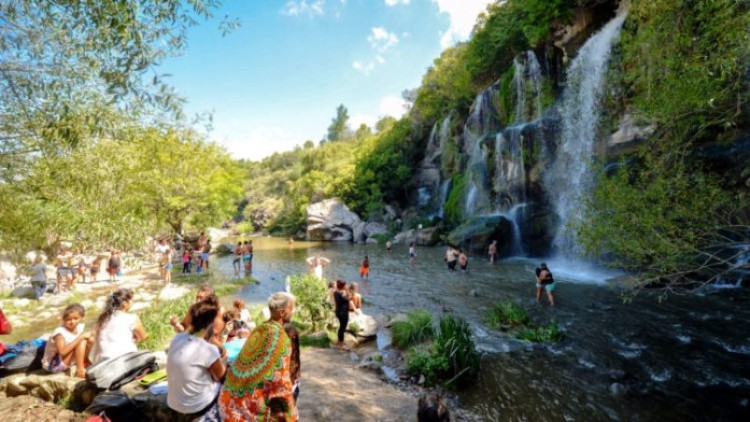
[
  {"x1": 436, "y1": 179, "x2": 451, "y2": 219},
  {"x1": 545, "y1": 13, "x2": 627, "y2": 256},
  {"x1": 513, "y1": 51, "x2": 544, "y2": 123}
]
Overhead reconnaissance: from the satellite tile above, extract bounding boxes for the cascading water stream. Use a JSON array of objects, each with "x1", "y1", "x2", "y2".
[
  {"x1": 544, "y1": 13, "x2": 627, "y2": 256},
  {"x1": 513, "y1": 51, "x2": 544, "y2": 123}
]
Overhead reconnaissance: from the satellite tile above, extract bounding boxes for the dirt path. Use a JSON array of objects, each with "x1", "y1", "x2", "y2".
[
  {"x1": 297, "y1": 347, "x2": 418, "y2": 422},
  {"x1": 0, "y1": 395, "x2": 85, "y2": 422}
]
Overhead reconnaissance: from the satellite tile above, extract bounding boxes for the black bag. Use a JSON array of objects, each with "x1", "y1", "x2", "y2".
[
  {"x1": 85, "y1": 390, "x2": 145, "y2": 422},
  {"x1": 86, "y1": 351, "x2": 156, "y2": 390}
]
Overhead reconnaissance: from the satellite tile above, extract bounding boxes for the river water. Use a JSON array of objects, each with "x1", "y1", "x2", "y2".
[{"x1": 214, "y1": 237, "x2": 750, "y2": 421}]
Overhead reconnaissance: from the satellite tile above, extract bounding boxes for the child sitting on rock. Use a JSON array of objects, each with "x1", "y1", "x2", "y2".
[{"x1": 41, "y1": 303, "x2": 93, "y2": 378}]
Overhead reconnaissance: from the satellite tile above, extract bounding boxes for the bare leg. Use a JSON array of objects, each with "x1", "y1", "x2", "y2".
[
  {"x1": 547, "y1": 291, "x2": 555, "y2": 307},
  {"x1": 536, "y1": 287, "x2": 543, "y2": 304},
  {"x1": 73, "y1": 340, "x2": 89, "y2": 378}
]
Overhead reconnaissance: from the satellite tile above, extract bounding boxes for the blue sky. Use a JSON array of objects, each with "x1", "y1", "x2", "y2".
[{"x1": 160, "y1": 0, "x2": 495, "y2": 161}]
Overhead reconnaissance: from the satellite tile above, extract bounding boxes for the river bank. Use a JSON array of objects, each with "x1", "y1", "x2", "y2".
[{"x1": 0, "y1": 261, "x2": 427, "y2": 421}]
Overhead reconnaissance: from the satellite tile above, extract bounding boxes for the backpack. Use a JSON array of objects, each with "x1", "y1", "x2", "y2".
[
  {"x1": 0, "y1": 339, "x2": 45, "y2": 377},
  {"x1": 85, "y1": 390, "x2": 144, "y2": 422},
  {"x1": 86, "y1": 351, "x2": 157, "y2": 390}
]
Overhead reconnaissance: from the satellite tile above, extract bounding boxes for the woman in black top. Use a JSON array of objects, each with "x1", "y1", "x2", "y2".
[{"x1": 333, "y1": 279, "x2": 351, "y2": 350}]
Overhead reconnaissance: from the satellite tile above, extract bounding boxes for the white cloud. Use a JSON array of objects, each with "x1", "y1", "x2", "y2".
[
  {"x1": 282, "y1": 0, "x2": 325, "y2": 18},
  {"x1": 367, "y1": 27, "x2": 399, "y2": 53},
  {"x1": 375, "y1": 55, "x2": 385, "y2": 64},
  {"x1": 349, "y1": 113, "x2": 378, "y2": 130},
  {"x1": 379, "y1": 95, "x2": 408, "y2": 119},
  {"x1": 349, "y1": 96, "x2": 407, "y2": 131},
  {"x1": 213, "y1": 124, "x2": 304, "y2": 161},
  {"x1": 432, "y1": 0, "x2": 494, "y2": 48},
  {"x1": 385, "y1": 0, "x2": 411, "y2": 5},
  {"x1": 352, "y1": 60, "x2": 376, "y2": 75}
]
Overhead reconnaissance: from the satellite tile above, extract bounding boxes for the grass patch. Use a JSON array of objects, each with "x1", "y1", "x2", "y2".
[
  {"x1": 347, "y1": 321, "x2": 361, "y2": 336},
  {"x1": 405, "y1": 314, "x2": 480, "y2": 387},
  {"x1": 138, "y1": 292, "x2": 194, "y2": 351},
  {"x1": 487, "y1": 301, "x2": 530, "y2": 328},
  {"x1": 515, "y1": 321, "x2": 564, "y2": 343},
  {"x1": 391, "y1": 309, "x2": 435, "y2": 349},
  {"x1": 299, "y1": 332, "x2": 333, "y2": 348},
  {"x1": 486, "y1": 301, "x2": 564, "y2": 344}
]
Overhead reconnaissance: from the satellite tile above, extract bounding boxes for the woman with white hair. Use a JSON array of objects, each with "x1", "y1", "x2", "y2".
[{"x1": 219, "y1": 292, "x2": 298, "y2": 421}]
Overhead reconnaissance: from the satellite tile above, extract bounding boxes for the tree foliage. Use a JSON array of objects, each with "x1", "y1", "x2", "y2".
[
  {"x1": 0, "y1": 0, "x2": 233, "y2": 172},
  {"x1": 327, "y1": 104, "x2": 351, "y2": 142},
  {"x1": 412, "y1": 45, "x2": 474, "y2": 123},
  {"x1": 575, "y1": 0, "x2": 750, "y2": 288},
  {"x1": 465, "y1": 0, "x2": 577, "y2": 87},
  {"x1": 344, "y1": 118, "x2": 424, "y2": 217},
  {"x1": 0, "y1": 124, "x2": 242, "y2": 260}
]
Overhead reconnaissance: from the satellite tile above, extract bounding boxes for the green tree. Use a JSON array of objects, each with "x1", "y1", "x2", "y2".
[
  {"x1": 303, "y1": 140, "x2": 315, "y2": 149},
  {"x1": 0, "y1": 0, "x2": 233, "y2": 174},
  {"x1": 354, "y1": 123, "x2": 373, "y2": 141},
  {"x1": 133, "y1": 128, "x2": 244, "y2": 234},
  {"x1": 375, "y1": 116, "x2": 397, "y2": 133},
  {"x1": 413, "y1": 44, "x2": 474, "y2": 122},
  {"x1": 326, "y1": 104, "x2": 350, "y2": 142}
]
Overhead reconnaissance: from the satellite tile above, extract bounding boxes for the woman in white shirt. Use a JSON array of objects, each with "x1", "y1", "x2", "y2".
[
  {"x1": 167, "y1": 298, "x2": 226, "y2": 418},
  {"x1": 94, "y1": 288, "x2": 147, "y2": 363}
]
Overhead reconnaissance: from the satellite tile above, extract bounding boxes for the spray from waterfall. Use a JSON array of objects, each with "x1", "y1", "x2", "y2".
[{"x1": 545, "y1": 13, "x2": 628, "y2": 256}]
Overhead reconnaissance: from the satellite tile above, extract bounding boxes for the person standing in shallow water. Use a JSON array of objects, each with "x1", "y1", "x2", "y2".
[
  {"x1": 360, "y1": 255, "x2": 369, "y2": 279},
  {"x1": 488, "y1": 240, "x2": 498, "y2": 264},
  {"x1": 306, "y1": 254, "x2": 330, "y2": 279},
  {"x1": 535, "y1": 262, "x2": 556, "y2": 306}
]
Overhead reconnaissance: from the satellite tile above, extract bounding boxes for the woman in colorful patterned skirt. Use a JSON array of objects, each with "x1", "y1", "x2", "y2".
[{"x1": 218, "y1": 292, "x2": 298, "y2": 422}]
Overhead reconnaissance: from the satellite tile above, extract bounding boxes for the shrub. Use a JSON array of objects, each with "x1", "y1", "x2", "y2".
[
  {"x1": 391, "y1": 309, "x2": 435, "y2": 349},
  {"x1": 289, "y1": 273, "x2": 330, "y2": 331},
  {"x1": 347, "y1": 321, "x2": 361, "y2": 336},
  {"x1": 515, "y1": 321, "x2": 564, "y2": 343},
  {"x1": 433, "y1": 315, "x2": 481, "y2": 387},
  {"x1": 299, "y1": 332, "x2": 332, "y2": 348},
  {"x1": 487, "y1": 301, "x2": 530, "y2": 328},
  {"x1": 404, "y1": 314, "x2": 480, "y2": 387},
  {"x1": 406, "y1": 344, "x2": 447, "y2": 385},
  {"x1": 139, "y1": 292, "x2": 195, "y2": 351}
]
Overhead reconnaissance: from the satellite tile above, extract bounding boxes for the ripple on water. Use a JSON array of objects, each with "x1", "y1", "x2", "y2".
[
  {"x1": 676, "y1": 335, "x2": 692, "y2": 345},
  {"x1": 648, "y1": 368, "x2": 673, "y2": 382},
  {"x1": 578, "y1": 358, "x2": 596, "y2": 369},
  {"x1": 712, "y1": 339, "x2": 750, "y2": 355}
]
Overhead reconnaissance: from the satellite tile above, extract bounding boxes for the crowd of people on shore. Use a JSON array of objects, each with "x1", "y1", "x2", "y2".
[
  {"x1": 0, "y1": 232, "x2": 555, "y2": 421},
  {"x1": 5, "y1": 280, "x2": 301, "y2": 421}
]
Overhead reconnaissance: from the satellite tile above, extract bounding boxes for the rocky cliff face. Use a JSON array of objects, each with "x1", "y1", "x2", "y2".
[{"x1": 410, "y1": 0, "x2": 634, "y2": 258}]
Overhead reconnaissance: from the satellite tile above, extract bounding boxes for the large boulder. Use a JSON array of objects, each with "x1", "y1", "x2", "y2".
[
  {"x1": 11, "y1": 285, "x2": 34, "y2": 299},
  {"x1": 306, "y1": 199, "x2": 362, "y2": 241},
  {"x1": 214, "y1": 243, "x2": 236, "y2": 256},
  {"x1": 364, "y1": 222, "x2": 388, "y2": 238},
  {"x1": 0, "y1": 373, "x2": 84, "y2": 402},
  {"x1": 349, "y1": 312, "x2": 378, "y2": 338},
  {"x1": 352, "y1": 221, "x2": 367, "y2": 243},
  {"x1": 447, "y1": 216, "x2": 511, "y2": 255},
  {"x1": 392, "y1": 230, "x2": 415, "y2": 245},
  {"x1": 416, "y1": 227, "x2": 441, "y2": 246}
]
